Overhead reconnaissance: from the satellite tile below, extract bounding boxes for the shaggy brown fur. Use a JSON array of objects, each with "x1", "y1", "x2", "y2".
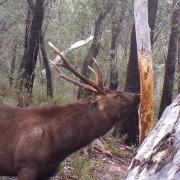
[{"x1": 0, "y1": 91, "x2": 139, "y2": 180}]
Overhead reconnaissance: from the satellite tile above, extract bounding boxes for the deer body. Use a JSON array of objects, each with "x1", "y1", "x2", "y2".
[
  {"x1": 0, "y1": 43, "x2": 139, "y2": 179},
  {"x1": 0, "y1": 92, "x2": 138, "y2": 179}
]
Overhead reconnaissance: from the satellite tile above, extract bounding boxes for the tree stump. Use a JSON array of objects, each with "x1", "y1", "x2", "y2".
[{"x1": 126, "y1": 94, "x2": 180, "y2": 180}]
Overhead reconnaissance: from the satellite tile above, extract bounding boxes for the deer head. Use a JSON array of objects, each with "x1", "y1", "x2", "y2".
[{"x1": 48, "y1": 42, "x2": 139, "y2": 121}]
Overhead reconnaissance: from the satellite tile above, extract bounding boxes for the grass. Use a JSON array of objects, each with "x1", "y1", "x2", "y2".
[
  {"x1": 71, "y1": 155, "x2": 96, "y2": 179},
  {"x1": 59, "y1": 152, "x2": 102, "y2": 180},
  {"x1": 0, "y1": 82, "x2": 76, "y2": 107}
]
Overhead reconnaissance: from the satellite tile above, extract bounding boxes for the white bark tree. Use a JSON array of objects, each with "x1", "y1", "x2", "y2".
[
  {"x1": 134, "y1": 0, "x2": 155, "y2": 143},
  {"x1": 126, "y1": 94, "x2": 180, "y2": 180}
]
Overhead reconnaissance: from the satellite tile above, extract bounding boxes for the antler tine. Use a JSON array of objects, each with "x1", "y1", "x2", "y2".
[
  {"x1": 48, "y1": 42, "x2": 102, "y2": 91},
  {"x1": 88, "y1": 66, "x2": 98, "y2": 79},
  {"x1": 92, "y1": 58, "x2": 103, "y2": 88},
  {"x1": 49, "y1": 59, "x2": 98, "y2": 92}
]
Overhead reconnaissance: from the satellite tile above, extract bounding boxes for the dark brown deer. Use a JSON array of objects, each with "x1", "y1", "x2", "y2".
[{"x1": 0, "y1": 43, "x2": 139, "y2": 180}]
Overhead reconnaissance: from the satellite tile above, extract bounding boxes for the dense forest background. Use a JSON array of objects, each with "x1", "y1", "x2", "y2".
[
  {"x1": 0, "y1": 0, "x2": 178, "y2": 109},
  {"x1": 0, "y1": 0, "x2": 179, "y2": 179}
]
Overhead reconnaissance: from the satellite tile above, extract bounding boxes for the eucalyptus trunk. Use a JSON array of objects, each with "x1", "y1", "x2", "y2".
[
  {"x1": 17, "y1": 0, "x2": 45, "y2": 106},
  {"x1": 109, "y1": 6, "x2": 123, "y2": 90},
  {"x1": 159, "y1": 1, "x2": 179, "y2": 118},
  {"x1": 40, "y1": 32, "x2": 53, "y2": 98},
  {"x1": 119, "y1": 0, "x2": 158, "y2": 145}
]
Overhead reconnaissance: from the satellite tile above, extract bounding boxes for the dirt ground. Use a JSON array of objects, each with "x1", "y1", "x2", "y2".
[{"x1": 56, "y1": 138, "x2": 134, "y2": 180}]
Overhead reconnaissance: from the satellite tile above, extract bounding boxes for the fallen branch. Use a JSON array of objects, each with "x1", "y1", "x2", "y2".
[
  {"x1": 94, "y1": 146, "x2": 126, "y2": 165},
  {"x1": 93, "y1": 139, "x2": 129, "y2": 166}
]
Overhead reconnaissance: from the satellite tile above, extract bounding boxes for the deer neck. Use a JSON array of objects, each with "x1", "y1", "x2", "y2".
[{"x1": 53, "y1": 101, "x2": 118, "y2": 157}]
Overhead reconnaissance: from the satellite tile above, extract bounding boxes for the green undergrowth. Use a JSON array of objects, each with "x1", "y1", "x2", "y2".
[
  {"x1": 0, "y1": 83, "x2": 76, "y2": 107},
  {"x1": 59, "y1": 153, "x2": 101, "y2": 180},
  {"x1": 58, "y1": 134, "x2": 134, "y2": 179},
  {"x1": 71, "y1": 155, "x2": 100, "y2": 179}
]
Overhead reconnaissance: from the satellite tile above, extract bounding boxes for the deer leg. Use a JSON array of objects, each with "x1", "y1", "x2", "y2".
[{"x1": 17, "y1": 167, "x2": 38, "y2": 180}]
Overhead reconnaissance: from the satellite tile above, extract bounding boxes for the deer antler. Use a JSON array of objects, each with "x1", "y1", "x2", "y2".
[
  {"x1": 48, "y1": 42, "x2": 104, "y2": 92},
  {"x1": 49, "y1": 60, "x2": 98, "y2": 92},
  {"x1": 88, "y1": 66, "x2": 97, "y2": 78},
  {"x1": 92, "y1": 58, "x2": 103, "y2": 89}
]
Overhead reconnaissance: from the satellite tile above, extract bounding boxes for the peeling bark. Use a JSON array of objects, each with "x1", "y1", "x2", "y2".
[
  {"x1": 126, "y1": 95, "x2": 180, "y2": 180},
  {"x1": 134, "y1": 0, "x2": 155, "y2": 143},
  {"x1": 138, "y1": 54, "x2": 155, "y2": 143},
  {"x1": 121, "y1": 0, "x2": 158, "y2": 145}
]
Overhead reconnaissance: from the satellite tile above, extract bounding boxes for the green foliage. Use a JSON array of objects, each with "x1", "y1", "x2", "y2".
[
  {"x1": 111, "y1": 148, "x2": 126, "y2": 159},
  {"x1": 71, "y1": 155, "x2": 96, "y2": 179},
  {"x1": 1, "y1": 97, "x2": 17, "y2": 107}
]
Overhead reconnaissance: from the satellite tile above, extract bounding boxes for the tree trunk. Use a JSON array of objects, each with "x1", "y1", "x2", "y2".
[
  {"x1": 125, "y1": 25, "x2": 139, "y2": 93},
  {"x1": 40, "y1": 32, "x2": 53, "y2": 98},
  {"x1": 24, "y1": 9, "x2": 33, "y2": 51},
  {"x1": 119, "y1": 0, "x2": 158, "y2": 145},
  {"x1": 159, "y1": 1, "x2": 179, "y2": 118},
  {"x1": 178, "y1": 26, "x2": 180, "y2": 93},
  {"x1": 17, "y1": 0, "x2": 45, "y2": 106},
  {"x1": 9, "y1": 43, "x2": 17, "y2": 86},
  {"x1": 134, "y1": 0, "x2": 155, "y2": 144},
  {"x1": 126, "y1": 95, "x2": 180, "y2": 180},
  {"x1": 109, "y1": 6, "x2": 123, "y2": 90},
  {"x1": 77, "y1": 0, "x2": 115, "y2": 99},
  {"x1": 148, "y1": 0, "x2": 158, "y2": 45},
  {"x1": 115, "y1": 25, "x2": 140, "y2": 145}
]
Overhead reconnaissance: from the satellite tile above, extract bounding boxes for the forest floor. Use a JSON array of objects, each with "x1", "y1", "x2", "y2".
[{"x1": 51, "y1": 135, "x2": 135, "y2": 180}]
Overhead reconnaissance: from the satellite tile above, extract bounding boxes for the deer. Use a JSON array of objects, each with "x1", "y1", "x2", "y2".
[{"x1": 0, "y1": 43, "x2": 139, "y2": 180}]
